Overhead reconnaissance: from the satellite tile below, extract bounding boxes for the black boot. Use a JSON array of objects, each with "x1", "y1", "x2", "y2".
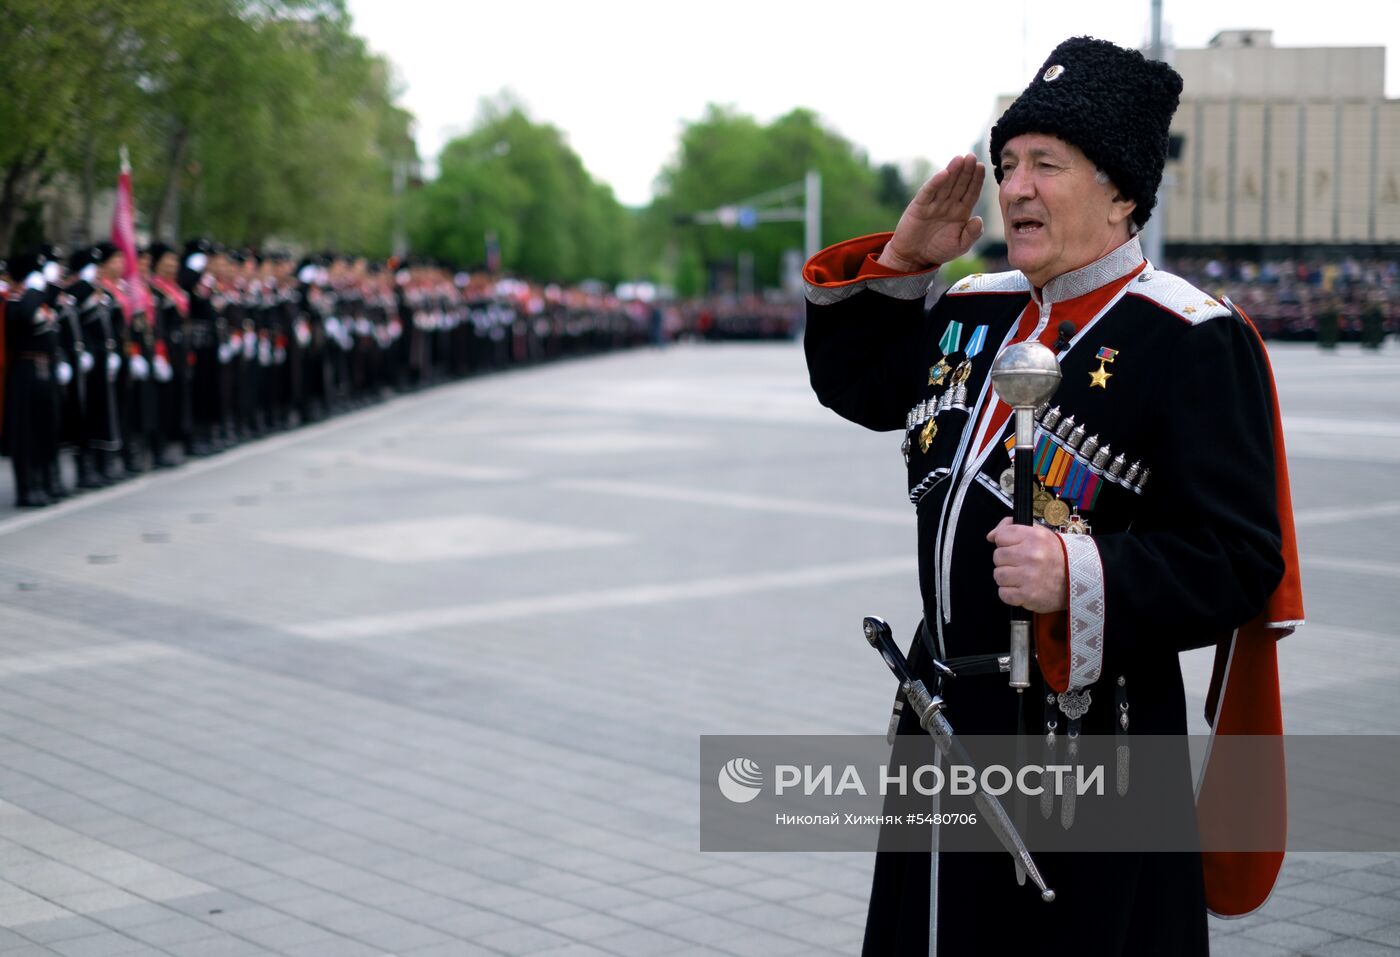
[
  {"x1": 45, "y1": 462, "x2": 69, "y2": 501},
  {"x1": 77, "y1": 452, "x2": 107, "y2": 489}
]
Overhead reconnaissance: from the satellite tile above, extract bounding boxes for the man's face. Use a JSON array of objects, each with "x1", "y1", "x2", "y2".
[
  {"x1": 100, "y1": 252, "x2": 126, "y2": 280},
  {"x1": 998, "y1": 133, "x2": 1134, "y2": 288}
]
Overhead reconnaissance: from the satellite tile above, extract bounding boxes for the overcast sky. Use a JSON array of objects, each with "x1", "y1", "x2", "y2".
[{"x1": 345, "y1": 0, "x2": 1400, "y2": 207}]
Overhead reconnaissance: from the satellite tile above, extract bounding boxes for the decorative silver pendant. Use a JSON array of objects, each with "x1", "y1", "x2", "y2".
[{"x1": 1057, "y1": 689, "x2": 1091, "y2": 721}]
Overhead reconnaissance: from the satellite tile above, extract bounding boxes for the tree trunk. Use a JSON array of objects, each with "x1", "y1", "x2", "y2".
[
  {"x1": 0, "y1": 149, "x2": 44, "y2": 253},
  {"x1": 79, "y1": 135, "x2": 97, "y2": 244},
  {"x1": 150, "y1": 123, "x2": 190, "y2": 243}
]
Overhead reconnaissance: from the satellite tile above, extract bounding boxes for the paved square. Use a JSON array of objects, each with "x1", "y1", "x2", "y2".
[
  {"x1": 257, "y1": 515, "x2": 631, "y2": 564},
  {"x1": 0, "y1": 340, "x2": 1395, "y2": 955}
]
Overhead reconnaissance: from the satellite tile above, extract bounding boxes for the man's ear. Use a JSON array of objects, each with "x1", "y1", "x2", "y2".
[{"x1": 1109, "y1": 193, "x2": 1137, "y2": 228}]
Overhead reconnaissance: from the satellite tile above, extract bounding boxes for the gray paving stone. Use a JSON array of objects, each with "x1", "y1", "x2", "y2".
[
  {"x1": 161, "y1": 937, "x2": 268, "y2": 957},
  {"x1": 542, "y1": 911, "x2": 636, "y2": 941},
  {"x1": 1279, "y1": 881, "x2": 1376, "y2": 906},
  {"x1": 1362, "y1": 925, "x2": 1400, "y2": 948},
  {"x1": 559, "y1": 886, "x2": 654, "y2": 912},
  {"x1": 1243, "y1": 919, "x2": 1341, "y2": 950},
  {"x1": 1338, "y1": 871, "x2": 1400, "y2": 895},
  {"x1": 398, "y1": 941, "x2": 502, "y2": 957},
  {"x1": 1344, "y1": 897, "x2": 1400, "y2": 921},
  {"x1": 717, "y1": 933, "x2": 815, "y2": 957},
  {"x1": 281, "y1": 939, "x2": 389, "y2": 957},
  {"x1": 1312, "y1": 940, "x2": 1400, "y2": 957},
  {"x1": 1207, "y1": 935, "x2": 1295, "y2": 957},
  {"x1": 125, "y1": 917, "x2": 223, "y2": 947},
  {"x1": 423, "y1": 907, "x2": 524, "y2": 938},
  {"x1": 235, "y1": 920, "x2": 339, "y2": 950},
  {"x1": 1298, "y1": 908, "x2": 1397, "y2": 937},
  {"x1": 661, "y1": 914, "x2": 752, "y2": 946},
  {"x1": 590, "y1": 928, "x2": 694, "y2": 957},
  {"x1": 604, "y1": 899, "x2": 702, "y2": 926},
  {"x1": 669, "y1": 887, "x2": 759, "y2": 915},
  {"x1": 54, "y1": 934, "x2": 156, "y2": 957},
  {"x1": 473, "y1": 925, "x2": 576, "y2": 956},
  {"x1": 12, "y1": 916, "x2": 110, "y2": 944}
]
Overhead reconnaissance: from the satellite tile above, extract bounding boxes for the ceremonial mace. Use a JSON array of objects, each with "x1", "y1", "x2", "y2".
[{"x1": 989, "y1": 342, "x2": 1062, "y2": 690}]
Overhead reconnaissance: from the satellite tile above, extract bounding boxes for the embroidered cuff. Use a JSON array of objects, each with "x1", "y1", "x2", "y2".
[
  {"x1": 803, "y1": 232, "x2": 940, "y2": 305},
  {"x1": 1060, "y1": 532, "x2": 1106, "y2": 690}
]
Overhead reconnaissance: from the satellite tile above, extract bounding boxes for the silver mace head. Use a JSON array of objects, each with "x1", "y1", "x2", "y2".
[{"x1": 990, "y1": 340, "x2": 1062, "y2": 409}]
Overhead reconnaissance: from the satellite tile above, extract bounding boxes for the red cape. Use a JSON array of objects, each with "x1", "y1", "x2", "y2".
[{"x1": 1195, "y1": 307, "x2": 1303, "y2": 917}]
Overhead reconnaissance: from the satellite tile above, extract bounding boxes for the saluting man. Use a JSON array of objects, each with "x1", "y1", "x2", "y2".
[{"x1": 803, "y1": 37, "x2": 1303, "y2": 955}]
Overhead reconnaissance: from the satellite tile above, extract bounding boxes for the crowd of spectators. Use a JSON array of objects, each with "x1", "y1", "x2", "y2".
[{"x1": 1168, "y1": 257, "x2": 1396, "y2": 345}]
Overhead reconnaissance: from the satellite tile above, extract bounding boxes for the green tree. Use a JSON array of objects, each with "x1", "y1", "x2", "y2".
[
  {"x1": 0, "y1": 0, "x2": 413, "y2": 254},
  {"x1": 407, "y1": 98, "x2": 635, "y2": 283},
  {"x1": 650, "y1": 105, "x2": 911, "y2": 295}
]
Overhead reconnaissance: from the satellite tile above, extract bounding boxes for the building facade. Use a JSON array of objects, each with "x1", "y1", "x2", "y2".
[{"x1": 981, "y1": 30, "x2": 1400, "y2": 255}]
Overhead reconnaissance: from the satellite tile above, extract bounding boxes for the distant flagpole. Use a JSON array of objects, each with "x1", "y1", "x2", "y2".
[{"x1": 111, "y1": 145, "x2": 138, "y2": 281}]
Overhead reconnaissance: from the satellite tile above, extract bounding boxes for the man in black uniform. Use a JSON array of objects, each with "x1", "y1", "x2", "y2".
[
  {"x1": 2, "y1": 251, "x2": 62, "y2": 506},
  {"x1": 803, "y1": 37, "x2": 1302, "y2": 955}
]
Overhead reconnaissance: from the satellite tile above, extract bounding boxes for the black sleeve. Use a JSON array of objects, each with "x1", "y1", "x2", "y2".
[
  {"x1": 803, "y1": 289, "x2": 930, "y2": 433},
  {"x1": 1095, "y1": 311, "x2": 1285, "y2": 650}
]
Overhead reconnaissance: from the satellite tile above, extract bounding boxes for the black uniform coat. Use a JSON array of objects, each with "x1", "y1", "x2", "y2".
[
  {"x1": 70, "y1": 280, "x2": 122, "y2": 453},
  {"x1": 2, "y1": 285, "x2": 60, "y2": 498},
  {"x1": 804, "y1": 234, "x2": 1285, "y2": 956}
]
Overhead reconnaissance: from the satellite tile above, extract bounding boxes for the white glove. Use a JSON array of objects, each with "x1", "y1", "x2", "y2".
[
  {"x1": 107, "y1": 352, "x2": 121, "y2": 377},
  {"x1": 79, "y1": 351, "x2": 94, "y2": 373},
  {"x1": 259, "y1": 340, "x2": 272, "y2": 365},
  {"x1": 218, "y1": 342, "x2": 235, "y2": 364},
  {"x1": 129, "y1": 354, "x2": 151, "y2": 380},
  {"x1": 154, "y1": 356, "x2": 173, "y2": 382},
  {"x1": 56, "y1": 361, "x2": 73, "y2": 386},
  {"x1": 243, "y1": 332, "x2": 257, "y2": 359}
]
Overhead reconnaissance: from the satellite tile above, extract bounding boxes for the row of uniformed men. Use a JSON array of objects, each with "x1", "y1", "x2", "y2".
[{"x1": 1, "y1": 242, "x2": 650, "y2": 507}]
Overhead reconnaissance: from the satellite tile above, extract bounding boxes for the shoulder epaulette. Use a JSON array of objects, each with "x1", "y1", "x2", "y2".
[
  {"x1": 945, "y1": 270, "x2": 1031, "y2": 295},
  {"x1": 1126, "y1": 269, "x2": 1231, "y2": 325}
]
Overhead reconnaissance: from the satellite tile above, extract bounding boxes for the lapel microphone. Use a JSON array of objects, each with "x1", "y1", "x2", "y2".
[{"x1": 1053, "y1": 320, "x2": 1076, "y2": 352}]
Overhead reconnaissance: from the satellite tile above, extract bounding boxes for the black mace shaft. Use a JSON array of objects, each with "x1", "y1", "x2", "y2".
[{"x1": 990, "y1": 342, "x2": 1062, "y2": 691}]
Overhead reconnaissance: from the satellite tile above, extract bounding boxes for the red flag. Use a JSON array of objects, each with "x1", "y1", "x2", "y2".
[
  {"x1": 111, "y1": 146, "x2": 152, "y2": 316},
  {"x1": 112, "y1": 147, "x2": 137, "y2": 274}
]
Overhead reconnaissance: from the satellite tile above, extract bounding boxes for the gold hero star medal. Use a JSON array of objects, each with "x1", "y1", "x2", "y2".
[{"x1": 1090, "y1": 346, "x2": 1118, "y2": 389}]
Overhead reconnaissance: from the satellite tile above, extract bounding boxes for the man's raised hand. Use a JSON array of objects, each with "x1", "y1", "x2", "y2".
[{"x1": 877, "y1": 154, "x2": 986, "y2": 273}]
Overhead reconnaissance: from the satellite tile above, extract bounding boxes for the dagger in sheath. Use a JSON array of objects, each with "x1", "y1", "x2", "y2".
[{"x1": 863, "y1": 615, "x2": 1055, "y2": 902}]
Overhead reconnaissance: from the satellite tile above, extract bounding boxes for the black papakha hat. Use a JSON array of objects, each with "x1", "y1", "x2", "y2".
[{"x1": 989, "y1": 36, "x2": 1183, "y2": 228}]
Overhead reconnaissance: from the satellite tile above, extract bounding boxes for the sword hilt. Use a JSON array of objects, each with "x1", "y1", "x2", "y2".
[{"x1": 863, "y1": 616, "x2": 914, "y2": 685}]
